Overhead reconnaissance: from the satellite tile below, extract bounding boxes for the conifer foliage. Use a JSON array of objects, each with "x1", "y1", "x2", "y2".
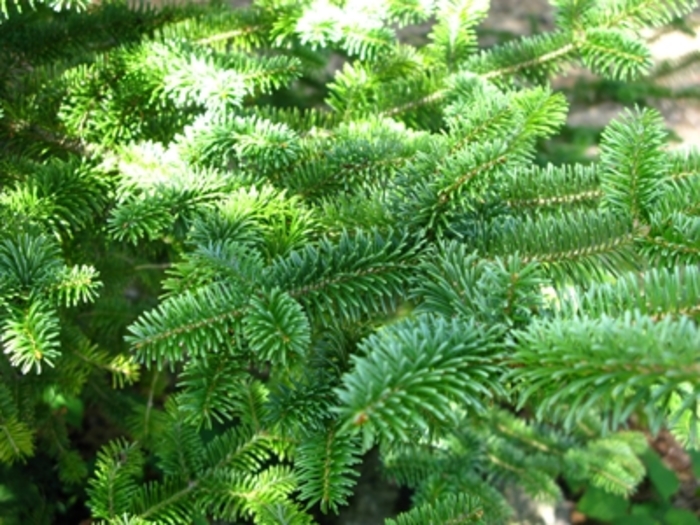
[{"x1": 0, "y1": 0, "x2": 699, "y2": 523}]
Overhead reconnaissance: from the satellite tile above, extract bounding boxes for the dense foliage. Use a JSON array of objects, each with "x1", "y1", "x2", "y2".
[{"x1": 0, "y1": 0, "x2": 699, "y2": 523}]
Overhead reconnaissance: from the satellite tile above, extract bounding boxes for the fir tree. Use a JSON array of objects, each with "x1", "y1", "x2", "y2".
[{"x1": 0, "y1": 0, "x2": 699, "y2": 523}]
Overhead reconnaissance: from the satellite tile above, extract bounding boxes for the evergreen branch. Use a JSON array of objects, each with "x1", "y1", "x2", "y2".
[
  {"x1": 409, "y1": 469, "x2": 513, "y2": 524},
  {"x1": 253, "y1": 501, "x2": 314, "y2": 525},
  {"x1": 589, "y1": 0, "x2": 698, "y2": 30},
  {"x1": 126, "y1": 283, "x2": 248, "y2": 367},
  {"x1": 485, "y1": 438, "x2": 563, "y2": 501},
  {"x1": 564, "y1": 434, "x2": 646, "y2": 496},
  {"x1": 295, "y1": 154, "x2": 408, "y2": 200},
  {"x1": 203, "y1": 426, "x2": 281, "y2": 475},
  {"x1": 0, "y1": 416, "x2": 34, "y2": 463},
  {"x1": 156, "y1": 402, "x2": 207, "y2": 478},
  {"x1": 443, "y1": 78, "x2": 515, "y2": 148},
  {"x1": 243, "y1": 288, "x2": 311, "y2": 367},
  {"x1": 642, "y1": 211, "x2": 700, "y2": 265},
  {"x1": 181, "y1": 185, "x2": 317, "y2": 261},
  {"x1": 424, "y1": 0, "x2": 489, "y2": 69},
  {"x1": 382, "y1": 88, "x2": 447, "y2": 117},
  {"x1": 386, "y1": 493, "x2": 485, "y2": 525},
  {"x1": 162, "y1": 239, "x2": 265, "y2": 297},
  {"x1": 511, "y1": 87, "x2": 570, "y2": 141},
  {"x1": 0, "y1": 157, "x2": 112, "y2": 239},
  {"x1": 401, "y1": 88, "x2": 568, "y2": 223},
  {"x1": 0, "y1": 232, "x2": 63, "y2": 292},
  {"x1": 385, "y1": 0, "x2": 436, "y2": 25},
  {"x1": 2, "y1": 302, "x2": 61, "y2": 374},
  {"x1": 123, "y1": 425, "x2": 283, "y2": 522},
  {"x1": 552, "y1": 0, "x2": 597, "y2": 31},
  {"x1": 389, "y1": 138, "x2": 527, "y2": 233},
  {"x1": 70, "y1": 340, "x2": 140, "y2": 388},
  {"x1": 381, "y1": 438, "x2": 472, "y2": 490},
  {"x1": 341, "y1": 26, "x2": 395, "y2": 60},
  {"x1": 197, "y1": 26, "x2": 265, "y2": 46},
  {"x1": 268, "y1": 229, "x2": 421, "y2": 323},
  {"x1": 488, "y1": 210, "x2": 642, "y2": 282},
  {"x1": 133, "y1": 478, "x2": 195, "y2": 523},
  {"x1": 335, "y1": 314, "x2": 505, "y2": 443},
  {"x1": 488, "y1": 409, "x2": 571, "y2": 455},
  {"x1": 481, "y1": 41, "x2": 575, "y2": 82},
  {"x1": 87, "y1": 439, "x2": 145, "y2": 521},
  {"x1": 251, "y1": 106, "x2": 342, "y2": 135},
  {"x1": 177, "y1": 355, "x2": 245, "y2": 428},
  {"x1": 559, "y1": 265, "x2": 700, "y2": 320},
  {"x1": 143, "y1": 370, "x2": 159, "y2": 440},
  {"x1": 510, "y1": 312, "x2": 700, "y2": 432},
  {"x1": 578, "y1": 29, "x2": 652, "y2": 81},
  {"x1": 50, "y1": 264, "x2": 102, "y2": 307},
  {"x1": 413, "y1": 242, "x2": 546, "y2": 327},
  {"x1": 284, "y1": 124, "x2": 423, "y2": 202},
  {"x1": 109, "y1": 198, "x2": 178, "y2": 244},
  {"x1": 507, "y1": 190, "x2": 602, "y2": 210},
  {"x1": 667, "y1": 149, "x2": 700, "y2": 181},
  {"x1": 108, "y1": 163, "x2": 228, "y2": 244},
  {"x1": 238, "y1": 380, "x2": 269, "y2": 434},
  {"x1": 265, "y1": 373, "x2": 335, "y2": 437},
  {"x1": 208, "y1": 465, "x2": 298, "y2": 521},
  {"x1": 160, "y1": 47, "x2": 248, "y2": 112},
  {"x1": 295, "y1": 424, "x2": 362, "y2": 513},
  {"x1": 57, "y1": 449, "x2": 88, "y2": 486},
  {"x1": 384, "y1": 35, "x2": 574, "y2": 117},
  {"x1": 177, "y1": 112, "x2": 302, "y2": 174},
  {"x1": 230, "y1": 54, "x2": 304, "y2": 95},
  {"x1": 9, "y1": 0, "x2": 700, "y2": 521},
  {"x1": 657, "y1": 181, "x2": 700, "y2": 218},
  {"x1": 156, "y1": 3, "x2": 272, "y2": 48},
  {"x1": 667, "y1": 389, "x2": 700, "y2": 450},
  {"x1": 525, "y1": 229, "x2": 637, "y2": 264},
  {"x1": 437, "y1": 145, "x2": 510, "y2": 205}
]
